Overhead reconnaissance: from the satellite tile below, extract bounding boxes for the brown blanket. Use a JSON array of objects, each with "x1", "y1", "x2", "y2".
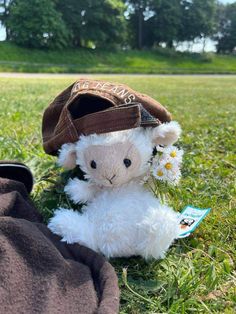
[{"x1": 0, "y1": 178, "x2": 119, "y2": 314}]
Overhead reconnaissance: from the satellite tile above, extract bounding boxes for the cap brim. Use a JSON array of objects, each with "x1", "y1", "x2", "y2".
[{"x1": 0, "y1": 161, "x2": 34, "y2": 194}]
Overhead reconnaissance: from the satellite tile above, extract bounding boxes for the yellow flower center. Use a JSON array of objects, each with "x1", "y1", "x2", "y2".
[
  {"x1": 157, "y1": 170, "x2": 164, "y2": 177},
  {"x1": 165, "y1": 162, "x2": 172, "y2": 170},
  {"x1": 170, "y1": 151, "x2": 177, "y2": 158}
]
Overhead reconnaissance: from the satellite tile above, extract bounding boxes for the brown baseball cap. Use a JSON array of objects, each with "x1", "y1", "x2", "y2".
[{"x1": 42, "y1": 79, "x2": 171, "y2": 155}]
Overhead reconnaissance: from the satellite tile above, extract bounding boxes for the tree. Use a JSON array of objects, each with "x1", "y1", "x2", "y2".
[
  {"x1": 5, "y1": 0, "x2": 69, "y2": 49},
  {"x1": 0, "y1": 0, "x2": 12, "y2": 40},
  {"x1": 177, "y1": 0, "x2": 217, "y2": 51},
  {"x1": 82, "y1": 0, "x2": 127, "y2": 48},
  {"x1": 126, "y1": 0, "x2": 155, "y2": 49},
  {"x1": 151, "y1": 0, "x2": 182, "y2": 48},
  {"x1": 127, "y1": 0, "x2": 215, "y2": 50},
  {"x1": 216, "y1": 2, "x2": 236, "y2": 54},
  {"x1": 57, "y1": 0, "x2": 127, "y2": 48},
  {"x1": 56, "y1": 0, "x2": 83, "y2": 47}
]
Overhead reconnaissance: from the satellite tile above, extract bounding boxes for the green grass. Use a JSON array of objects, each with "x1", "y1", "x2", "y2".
[
  {"x1": 0, "y1": 76, "x2": 235, "y2": 313},
  {"x1": 1, "y1": 41, "x2": 236, "y2": 74}
]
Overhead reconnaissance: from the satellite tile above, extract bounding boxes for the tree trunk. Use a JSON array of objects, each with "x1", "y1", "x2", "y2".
[
  {"x1": 6, "y1": 28, "x2": 10, "y2": 41},
  {"x1": 202, "y1": 37, "x2": 206, "y2": 53},
  {"x1": 2, "y1": 0, "x2": 9, "y2": 40},
  {"x1": 138, "y1": 8, "x2": 143, "y2": 50},
  {"x1": 167, "y1": 40, "x2": 173, "y2": 49}
]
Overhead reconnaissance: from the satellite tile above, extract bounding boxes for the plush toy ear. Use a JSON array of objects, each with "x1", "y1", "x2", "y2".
[
  {"x1": 57, "y1": 143, "x2": 77, "y2": 170},
  {"x1": 151, "y1": 121, "x2": 181, "y2": 146}
]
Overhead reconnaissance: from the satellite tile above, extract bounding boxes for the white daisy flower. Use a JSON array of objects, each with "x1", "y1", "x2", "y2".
[
  {"x1": 151, "y1": 145, "x2": 183, "y2": 185},
  {"x1": 152, "y1": 164, "x2": 166, "y2": 181},
  {"x1": 152, "y1": 156, "x2": 182, "y2": 185},
  {"x1": 159, "y1": 154, "x2": 180, "y2": 169},
  {"x1": 161, "y1": 145, "x2": 183, "y2": 164}
]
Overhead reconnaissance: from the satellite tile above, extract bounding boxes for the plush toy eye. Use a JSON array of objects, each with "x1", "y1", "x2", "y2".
[
  {"x1": 123, "y1": 158, "x2": 132, "y2": 168},
  {"x1": 90, "y1": 160, "x2": 97, "y2": 169}
]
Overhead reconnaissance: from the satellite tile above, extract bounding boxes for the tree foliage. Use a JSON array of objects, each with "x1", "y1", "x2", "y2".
[
  {"x1": 56, "y1": 0, "x2": 84, "y2": 47},
  {"x1": 216, "y1": 2, "x2": 236, "y2": 53},
  {"x1": 178, "y1": 0, "x2": 217, "y2": 43},
  {"x1": 5, "y1": 0, "x2": 69, "y2": 49},
  {"x1": 82, "y1": 0, "x2": 126, "y2": 49},
  {"x1": 57, "y1": 0, "x2": 127, "y2": 48},
  {"x1": 151, "y1": 0, "x2": 182, "y2": 48},
  {"x1": 126, "y1": 0, "x2": 153, "y2": 49},
  {"x1": 126, "y1": 0, "x2": 217, "y2": 50}
]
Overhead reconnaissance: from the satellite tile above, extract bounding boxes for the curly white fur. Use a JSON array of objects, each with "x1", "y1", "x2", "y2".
[{"x1": 48, "y1": 122, "x2": 181, "y2": 259}]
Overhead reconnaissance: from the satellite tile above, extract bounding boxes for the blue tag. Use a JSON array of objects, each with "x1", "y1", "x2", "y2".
[{"x1": 177, "y1": 206, "x2": 211, "y2": 238}]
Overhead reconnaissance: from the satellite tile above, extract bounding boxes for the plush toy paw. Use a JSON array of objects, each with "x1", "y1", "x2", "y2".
[
  {"x1": 64, "y1": 178, "x2": 95, "y2": 204},
  {"x1": 48, "y1": 208, "x2": 96, "y2": 250},
  {"x1": 137, "y1": 205, "x2": 179, "y2": 259}
]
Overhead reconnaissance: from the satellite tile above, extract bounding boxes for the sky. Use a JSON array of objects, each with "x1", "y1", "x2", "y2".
[{"x1": 0, "y1": 0, "x2": 235, "y2": 51}]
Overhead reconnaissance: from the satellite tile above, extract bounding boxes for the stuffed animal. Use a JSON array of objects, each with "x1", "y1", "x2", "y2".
[{"x1": 48, "y1": 121, "x2": 182, "y2": 259}]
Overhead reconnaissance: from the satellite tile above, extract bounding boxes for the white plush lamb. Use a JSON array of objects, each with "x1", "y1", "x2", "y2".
[{"x1": 48, "y1": 121, "x2": 182, "y2": 259}]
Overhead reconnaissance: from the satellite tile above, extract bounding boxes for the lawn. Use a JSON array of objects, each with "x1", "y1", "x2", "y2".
[
  {"x1": 0, "y1": 76, "x2": 235, "y2": 313},
  {"x1": 1, "y1": 42, "x2": 236, "y2": 74}
]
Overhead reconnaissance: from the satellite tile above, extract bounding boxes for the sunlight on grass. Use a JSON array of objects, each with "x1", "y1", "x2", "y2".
[{"x1": 0, "y1": 76, "x2": 235, "y2": 313}]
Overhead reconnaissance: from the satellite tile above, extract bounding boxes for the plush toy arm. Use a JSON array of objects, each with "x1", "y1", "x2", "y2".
[
  {"x1": 48, "y1": 208, "x2": 97, "y2": 251},
  {"x1": 64, "y1": 178, "x2": 97, "y2": 204}
]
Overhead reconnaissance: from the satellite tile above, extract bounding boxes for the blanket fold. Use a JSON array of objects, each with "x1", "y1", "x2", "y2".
[{"x1": 0, "y1": 177, "x2": 119, "y2": 314}]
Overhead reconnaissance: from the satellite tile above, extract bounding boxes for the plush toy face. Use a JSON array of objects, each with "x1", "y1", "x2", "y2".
[
  {"x1": 58, "y1": 121, "x2": 182, "y2": 188},
  {"x1": 83, "y1": 141, "x2": 142, "y2": 187}
]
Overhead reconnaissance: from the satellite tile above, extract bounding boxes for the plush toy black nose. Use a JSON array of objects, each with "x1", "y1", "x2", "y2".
[
  {"x1": 90, "y1": 160, "x2": 97, "y2": 169},
  {"x1": 123, "y1": 158, "x2": 132, "y2": 168},
  {"x1": 107, "y1": 174, "x2": 116, "y2": 185}
]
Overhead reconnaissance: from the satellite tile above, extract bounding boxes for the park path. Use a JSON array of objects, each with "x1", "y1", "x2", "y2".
[{"x1": 0, "y1": 72, "x2": 236, "y2": 79}]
